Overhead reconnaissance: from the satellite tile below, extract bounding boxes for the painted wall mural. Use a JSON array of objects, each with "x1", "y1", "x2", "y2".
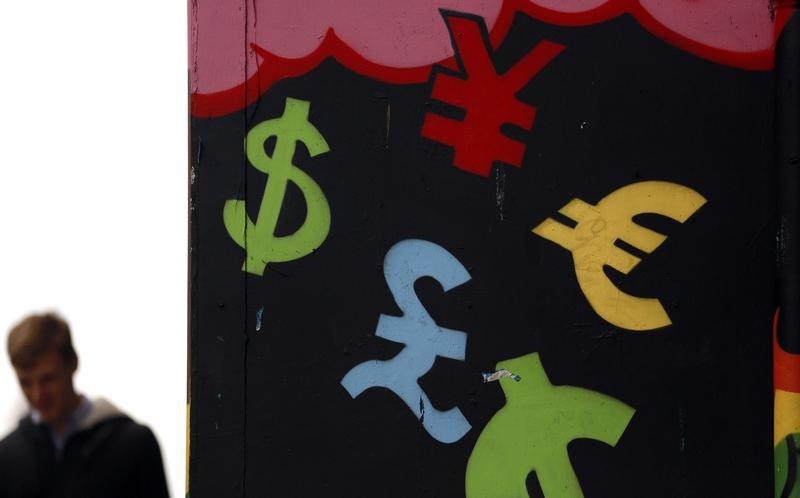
[
  {"x1": 532, "y1": 181, "x2": 706, "y2": 331},
  {"x1": 775, "y1": 311, "x2": 800, "y2": 497},
  {"x1": 466, "y1": 352, "x2": 634, "y2": 498},
  {"x1": 189, "y1": 1, "x2": 798, "y2": 497},
  {"x1": 421, "y1": 12, "x2": 565, "y2": 177},
  {"x1": 222, "y1": 97, "x2": 331, "y2": 275},
  {"x1": 190, "y1": 0, "x2": 794, "y2": 116},
  {"x1": 341, "y1": 239, "x2": 473, "y2": 443}
]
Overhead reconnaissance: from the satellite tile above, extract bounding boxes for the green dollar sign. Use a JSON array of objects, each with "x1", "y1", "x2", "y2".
[
  {"x1": 223, "y1": 97, "x2": 331, "y2": 276},
  {"x1": 466, "y1": 352, "x2": 635, "y2": 498}
]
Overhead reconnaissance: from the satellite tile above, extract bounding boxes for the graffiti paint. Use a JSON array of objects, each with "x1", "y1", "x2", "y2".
[
  {"x1": 223, "y1": 97, "x2": 331, "y2": 276},
  {"x1": 775, "y1": 311, "x2": 800, "y2": 443},
  {"x1": 341, "y1": 239, "x2": 472, "y2": 443},
  {"x1": 532, "y1": 181, "x2": 706, "y2": 331},
  {"x1": 466, "y1": 352, "x2": 634, "y2": 498},
  {"x1": 190, "y1": 1, "x2": 783, "y2": 495},
  {"x1": 775, "y1": 433, "x2": 800, "y2": 498},
  {"x1": 775, "y1": 310, "x2": 800, "y2": 497},
  {"x1": 775, "y1": 9, "x2": 800, "y2": 496},
  {"x1": 189, "y1": 0, "x2": 792, "y2": 116},
  {"x1": 422, "y1": 12, "x2": 564, "y2": 177}
]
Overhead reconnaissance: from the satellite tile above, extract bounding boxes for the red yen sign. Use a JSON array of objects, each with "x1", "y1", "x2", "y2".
[{"x1": 422, "y1": 12, "x2": 564, "y2": 177}]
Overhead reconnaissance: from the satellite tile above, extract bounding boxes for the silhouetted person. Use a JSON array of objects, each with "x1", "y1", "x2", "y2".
[{"x1": 0, "y1": 312, "x2": 170, "y2": 498}]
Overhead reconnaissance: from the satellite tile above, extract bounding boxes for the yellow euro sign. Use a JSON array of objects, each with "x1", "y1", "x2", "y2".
[{"x1": 532, "y1": 181, "x2": 706, "y2": 331}]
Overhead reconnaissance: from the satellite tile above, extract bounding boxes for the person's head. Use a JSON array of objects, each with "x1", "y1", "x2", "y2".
[{"x1": 6, "y1": 312, "x2": 80, "y2": 429}]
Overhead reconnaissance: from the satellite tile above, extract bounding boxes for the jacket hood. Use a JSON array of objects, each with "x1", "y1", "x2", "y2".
[{"x1": 77, "y1": 398, "x2": 129, "y2": 431}]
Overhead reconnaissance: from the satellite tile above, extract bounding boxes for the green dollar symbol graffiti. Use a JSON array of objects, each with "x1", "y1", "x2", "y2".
[
  {"x1": 223, "y1": 97, "x2": 331, "y2": 276},
  {"x1": 466, "y1": 353, "x2": 635, "y2": 498}
]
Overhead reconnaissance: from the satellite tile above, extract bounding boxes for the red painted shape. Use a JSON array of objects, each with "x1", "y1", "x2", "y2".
[
  {"x1": 774, "y1": 308, "x2": 800, "y2": 393},
  {"x1": 421, "y1": 14, "x2": 564, "y2": 177}
]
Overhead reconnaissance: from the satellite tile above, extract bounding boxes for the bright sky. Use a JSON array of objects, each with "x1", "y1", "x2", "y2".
[{"x1": 0, "y1": 1, "x2": 187, "y2": 496}]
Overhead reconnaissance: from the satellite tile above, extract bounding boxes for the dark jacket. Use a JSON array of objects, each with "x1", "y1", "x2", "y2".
[{"x1": 0, "y1": 399, "x2": 169, "y2": 498}]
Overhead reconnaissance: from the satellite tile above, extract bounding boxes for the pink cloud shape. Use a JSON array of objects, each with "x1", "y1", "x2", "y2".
[
  {"x1": 639, "y1": 0, "x2": 774, "y2": 53},
  {"x1": 190, "y1": 0, "x2": 503, "y2": 97},
  {"x1": 190, "y1": 0, "x2": 789, "y2": 116},
  {"x1": 528, "y1": 0, "x2": 776, "y2": 55}
]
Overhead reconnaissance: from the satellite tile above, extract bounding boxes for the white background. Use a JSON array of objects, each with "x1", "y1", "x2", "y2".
[{"x1": 0, "y1": 1, "x2": 187, "y2": 496}]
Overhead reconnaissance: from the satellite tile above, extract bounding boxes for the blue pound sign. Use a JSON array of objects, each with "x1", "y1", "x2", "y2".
[{"x1": 341, "y1": 239, "x2": 472, "y2": 443}]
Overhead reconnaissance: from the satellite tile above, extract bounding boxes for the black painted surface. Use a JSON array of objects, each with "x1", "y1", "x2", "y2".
[
  {"x1": 777, "y1": 8, "x2": 800, "y2": 354},
  {"x1": 190, "y1": 14, "x2": 776, "y2": 497}
]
